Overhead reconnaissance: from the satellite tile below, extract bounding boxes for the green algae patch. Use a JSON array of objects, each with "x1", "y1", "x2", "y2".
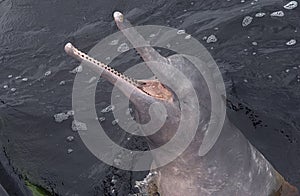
[{"x1": 25, "y1": 180, "x2": 51, "y2": 196}]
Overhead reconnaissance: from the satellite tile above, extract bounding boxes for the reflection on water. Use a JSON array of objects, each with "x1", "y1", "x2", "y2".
[{"x1": 0, "y1": 0, "x2": 300, "y2": 195}]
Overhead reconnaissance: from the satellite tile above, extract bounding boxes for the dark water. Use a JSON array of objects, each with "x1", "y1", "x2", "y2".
[{"x1": 0, "y1": 0, "x2": 300, "y2": 195}]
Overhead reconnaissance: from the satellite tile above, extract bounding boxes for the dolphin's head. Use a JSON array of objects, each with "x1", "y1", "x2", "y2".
[{"x1": 65, "y1": 11, "x2": 212, "y2": 150}]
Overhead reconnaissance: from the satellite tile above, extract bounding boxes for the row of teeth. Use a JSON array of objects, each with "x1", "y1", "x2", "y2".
[{"x1": 73, "y1": 47, "x2": 139, "y2": 86}]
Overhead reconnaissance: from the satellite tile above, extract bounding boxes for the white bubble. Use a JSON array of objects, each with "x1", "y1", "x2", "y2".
[
  {"x1": 109, "y1": 39, "x2": 119, "y2": 45},
  {"x1": 101, "y1": 104, "x2": 115, "y2": 113},
  {"x1": 70, "y1": 65, "x2": 83, "y2": 74},
  {"x1": 286, "y1": 39, "x2": 297, "y2": 46},
  {"x1": 67, "y1": 110, "x2": 75, "y2": 116},
  {"x1": 185, "y1": 35, "x2": 191, "y2": 39},
  {"x1": 66, "y1": 136, "x2": 74, "y2": 142},
  {"x1": 117, "y1": 43, "x2": 129, "y2": 53},
  {"x1": 206, "y1": 35, "x2": 218, "y2": 43},
  {"x1": 98, "y1": 117, "x2": 106, "y2": 123},
  {"x1": 177, "y1": 29, "x2": 186, "y2": 35},
  {"x1": 255, "y1": 12, "x2": 266, "y2": 17},
  {"x1": 8, "y1": 74, "x2": 12, "y2": 78},
  {"x1": 111, "y1": 177, "x2": 117, "y2": 184},
  {"x1": 252, "y1": 41, "x2": 258, "y2": 46},
  {"x1": 242, "y1": 16, "x2": 253, "y2": 27},
  {"x1": 88, "y1": 76, "x2": 97, "y2": 83},
  {"x1": 3, "y1": 85, "x2": 8, "y2": 89},
  {"x1": 149, "y1": 33, "x2": 156, "y2": 38},
  {"x1": 10, "y1": 88, "x2": 16, "y2": 92},
  {"x1": 22, "y1": 78, "x2": 28, "y2": 81},
  {"x1": 72, "y1": 120, "x2": 87, "y2": 131},
  {"x1": 284, "y1": 1, "x2": 298, "y2": 10},
  {"x1": 67, "y1": 148, "x2": 74, "y2": 154},
  {"x1": 54, "y1": 112, "x2": 69, "y2": 123},
  {"x1": 44, "y1": 70, "x2": 51, "y2": 76},
  {"x1": 59, "y1": 80, "x2": 66, "y2": 85},
  {"x1": 270, "y1": 11, "x2": 285, "y2": 17},
  {"x1": 15, "y1": 76, "x2": 21, "y2": 79},
  {"x1": 113, "y1": 158, "x2": 121, "y2": 165},
  {"x1": 112, "y1": 119, "x2": 119, "y2": 126}
]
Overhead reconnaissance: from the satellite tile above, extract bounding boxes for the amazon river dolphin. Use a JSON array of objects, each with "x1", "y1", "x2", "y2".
[{"x1": 65, "y1": 11, "x2": 299, "y2": 196}]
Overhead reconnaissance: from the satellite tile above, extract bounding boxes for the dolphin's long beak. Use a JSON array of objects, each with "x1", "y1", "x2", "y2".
[
  {"x1": 64, "y1": 42, "x2": 173, "y2": 104},
  {"x1": 64, "y1": 43, "x2": 141, "y2": 100},
  {"x1": 113, "y1": 11, "x2": 167, "y2": 64},
  {"x1": 113, "y1": 11, "x2": 174, "y2": 82}
]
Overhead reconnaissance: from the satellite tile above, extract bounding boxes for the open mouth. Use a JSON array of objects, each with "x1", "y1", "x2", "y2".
[{"x1": 64, "y1": 43, "x2": 173, "y2": 102}]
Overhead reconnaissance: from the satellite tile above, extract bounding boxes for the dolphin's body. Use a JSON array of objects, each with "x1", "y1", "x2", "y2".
[{"x1": 65, "y1": 12, "x2": 299, "y2": 196}]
